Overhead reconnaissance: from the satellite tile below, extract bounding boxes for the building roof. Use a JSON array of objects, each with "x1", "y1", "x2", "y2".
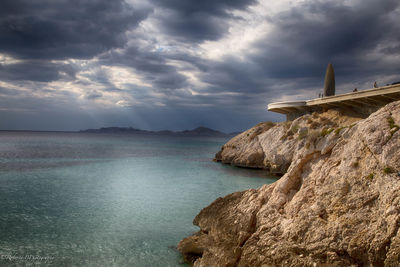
[{"x1": 267, "y1": 84, "x2": 400, "y2": 115}]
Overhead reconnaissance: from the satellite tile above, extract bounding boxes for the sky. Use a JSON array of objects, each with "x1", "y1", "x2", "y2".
[{"x1": 0, "y1": 0, "x2": 399, "y2": 132}]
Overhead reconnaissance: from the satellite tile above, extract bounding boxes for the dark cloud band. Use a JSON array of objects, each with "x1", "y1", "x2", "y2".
[{"x1": 0, "y1": 0, "x2": 149, "y2": 60}]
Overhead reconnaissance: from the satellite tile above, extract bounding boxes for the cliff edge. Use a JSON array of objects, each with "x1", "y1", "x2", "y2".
[
  {"x1": 214, "y1": 109, "x2": 362, "y2": 175},
  {"x1": 178, "y1": 101, "x2": 400, "y2": 266}
]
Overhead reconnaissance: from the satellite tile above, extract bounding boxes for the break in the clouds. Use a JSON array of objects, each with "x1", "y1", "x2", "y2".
[{"x1": 0, "y1": 0, "x2": 399, "y2": 132}]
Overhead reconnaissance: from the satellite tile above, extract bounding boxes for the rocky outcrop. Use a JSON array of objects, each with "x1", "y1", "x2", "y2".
[
  {"x1": 179, "y1": 101, "x2": 400, "y2": 266},
  {"x1": 215, "y1": 109, "x2": 362, "y2": 175}
]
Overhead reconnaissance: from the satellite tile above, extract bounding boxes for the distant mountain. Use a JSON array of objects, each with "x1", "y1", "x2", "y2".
[
  {"x1": 80, "y1": 126, "x2": 233, "y2": 137},
  {"x1": 79, "y1": 127, "x2": 151, "y2": 134},
  {"x1": 176, "y1": 127, "x2": 227, "y2": 136}
]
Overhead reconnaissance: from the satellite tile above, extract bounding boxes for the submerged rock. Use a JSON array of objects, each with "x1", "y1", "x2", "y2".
[{"x1": 179, "y1": 101, "x2": 400, "y2": 266}]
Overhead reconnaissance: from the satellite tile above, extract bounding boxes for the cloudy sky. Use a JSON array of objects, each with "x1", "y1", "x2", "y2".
[{"x1": 0, "y1": 0, "x2": 399, "y2": 132}]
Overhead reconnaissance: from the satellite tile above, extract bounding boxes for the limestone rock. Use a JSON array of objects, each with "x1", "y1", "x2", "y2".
[
  {"x1": 215, "y1": 109, "x2": 361, "y2": 175},
  {"x1": 179, "y1": 101, "x2": 400, "y2": 266}
]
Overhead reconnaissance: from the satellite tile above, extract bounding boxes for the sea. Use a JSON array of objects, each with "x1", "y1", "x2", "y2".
[{"x1": 0, "y1": 131, "x2": 277, "y2": 266}]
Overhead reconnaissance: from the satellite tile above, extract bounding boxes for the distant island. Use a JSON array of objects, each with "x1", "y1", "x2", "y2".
[{"x1": 79, "y1": 126, "x2": 235, "y2": 137}]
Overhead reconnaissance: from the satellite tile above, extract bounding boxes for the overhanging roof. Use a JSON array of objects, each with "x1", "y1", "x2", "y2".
[{"x1": 267, "y1": 84, "x2": 400, "y2": 115}]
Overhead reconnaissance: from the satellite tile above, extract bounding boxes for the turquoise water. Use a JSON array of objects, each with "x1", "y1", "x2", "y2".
[{"x1": 0, "y1": 132, "x2": 277, "y2": 266}]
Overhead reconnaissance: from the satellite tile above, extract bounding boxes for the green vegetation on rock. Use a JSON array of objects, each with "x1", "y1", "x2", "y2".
[
  {"x1": 367, "y1": 173, "x2": 375, "y2": 180},
  {"x1": 387, "y1": 116, "x2": 400, "y2": 136},
  {"x1": 320, "y1": 128, "x2": 334, "y2": 137},
  {"x1": 383, "y1": 166, "x2": 394, "y2": 174}
]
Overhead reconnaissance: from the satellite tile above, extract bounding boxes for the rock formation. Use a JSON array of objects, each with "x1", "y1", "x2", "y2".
[
  {"x1": 179, "y1": 100, "x2": 400, "y2": 266},
  {"x1": 215, "y1": 109, "x2": 361, "y2": 175}
]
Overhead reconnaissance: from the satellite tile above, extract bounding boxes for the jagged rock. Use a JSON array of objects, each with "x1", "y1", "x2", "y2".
[
  {"x1": 215, "y1": 109, "x2": 361, "y2": 175},
  {"x1": 215, "y1": 122, "x2": 275, "y2": 169},
  {"x1": 179, "y1": 101, "x2": 400, "y2": 266}
]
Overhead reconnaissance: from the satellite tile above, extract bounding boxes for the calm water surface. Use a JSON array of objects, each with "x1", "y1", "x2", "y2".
[{"x1": 0, "y1": 131, "x2": 277, "y2": 266}]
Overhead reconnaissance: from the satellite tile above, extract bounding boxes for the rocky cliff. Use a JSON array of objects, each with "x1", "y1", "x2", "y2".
[
  {"x1": 214, "y1": 109, "x2": 362, "y2": 175},
  {"x1": 178, "y1": 101, "x2": 400, "y2": 266}
]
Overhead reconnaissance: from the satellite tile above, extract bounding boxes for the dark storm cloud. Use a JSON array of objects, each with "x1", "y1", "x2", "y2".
[
  {"x1": 84, "y1": 90, "x2": 103, "y2": 100},
  {"x1": 185, "y1": 0, "x2": 400, "y2": 104},
  {"x1": 0, "y1": 86, "x2": 20, "y2": 96},
  {"x1": 380, "y1": 45, "x2": 400, "y2": 55},
  {"x1": 251, "y1": 0, "x2": 400, "y2": 80},
  {"x1": 1, "y1": 0, "x2": 400, "y2": 132},
  {"x1": 0, "y1": 0, "x2": 149, "y2": 60},
  {"x1": 77, "y1": 67, "x2": 113, "y2": 86},
  {"x1": 0, "y1": 61, "x2": 76, "y2": 82},
  {"x1": 152, "y1": 0, "x2": 257, "y2": 16},
  {"x1": 197, "y1": 58, "x2": 266, "y2": 94},
  {"x1": 150, "y1": 0, "x2": 257, "y2": 42},
  {"x1": 101, "y1": 45, "x2": 188, "y2": 89}
]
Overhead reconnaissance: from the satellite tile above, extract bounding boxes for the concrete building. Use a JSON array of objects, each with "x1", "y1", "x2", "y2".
[{"x1": 267, "y1": 64, "x2": 400, "y2": 120}]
